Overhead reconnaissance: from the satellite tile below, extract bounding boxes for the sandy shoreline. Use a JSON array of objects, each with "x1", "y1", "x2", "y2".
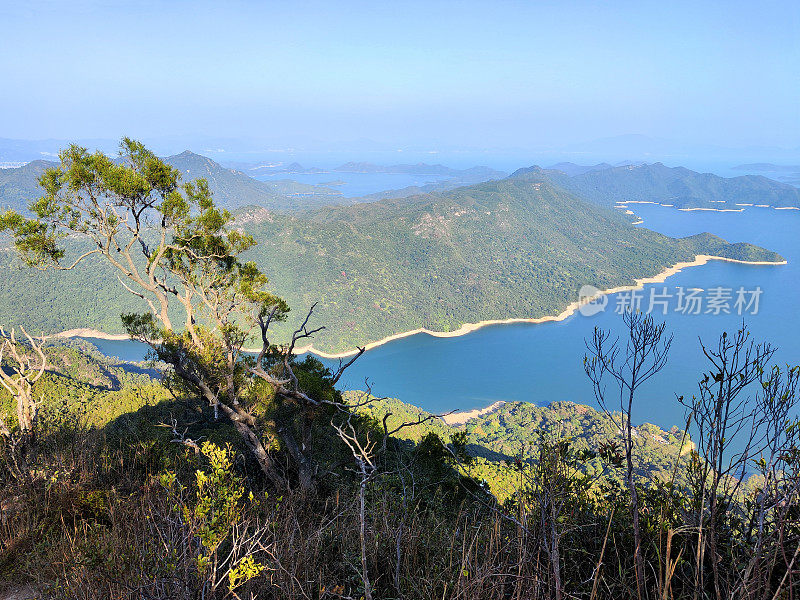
[
  {"x1": 57, "y1": 254, "x2": 787, "y2": 359},
  {"x1": 441, "y1": 401, "x2": 506, "y2": 425},
  {"x1": 54, "y1": 253, "x2": 787, "y2": 360},
  {"x1": 54, "y1": 328, "x2": 132, "y2": 341},
  {"x1": 678, "y1": 207, "x2": 745, "y2": 213},
  {"x1": 291, "y1": 253, "x2": 786, "y2": 358}
]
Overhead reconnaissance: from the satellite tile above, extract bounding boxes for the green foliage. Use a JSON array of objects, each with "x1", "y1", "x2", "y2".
[
  {"x1": 228, "y1": 555, "x2": 267, "y2": 591},
  {"x1": 356, "y1": 396, "x2": 693, "y2": 501},
  {"x1": 185, "y1": 443, "x2": 245, "y2": 563},
  {"x1": 0, "y1": 165, "x2": 784, "y2": 352},
  {"x1": 189, "y1": 443, "x2": 266, "y2": 591}
]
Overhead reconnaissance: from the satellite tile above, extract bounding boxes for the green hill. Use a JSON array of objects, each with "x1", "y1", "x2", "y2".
[
  {"x1": 0, "y1": 151, "x2": 346, "y2": 214},
  {"x1": 0, "y1": 159, "x2": 56, "y2": 212},
  {"x1": 164, "y1": 150, "x2": 346, "y2": 210},
  {"x1": 0, "y1": 176, "x2": 782, "y2": 353},
  {"x1": 357, "y1": 395, "x2": 692, "y2": 501},
  {"x1": 234, "y1": 177, "x2": 781, "y2": 351},
  {"x1": 514, "y1": 162, "x2": 800, "y2": 209}
]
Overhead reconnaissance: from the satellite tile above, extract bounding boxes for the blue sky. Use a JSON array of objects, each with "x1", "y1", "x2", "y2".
[{"x1": 0, "y1": 0, "x2": 798, "y2": 151}]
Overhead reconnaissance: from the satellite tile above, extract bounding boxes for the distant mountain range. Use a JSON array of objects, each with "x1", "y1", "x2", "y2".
[
  {"x1": 4, "y1": 152, "x2": 799, "y2": 218},
  {"x1": 0, "y1": 151, "x2": 348, "y2": 213},
  {"x1": 331, "y1": 162, "x2": 506, "y2": 179},
  {"x1": 164, "y1": 151, "x2": 345, "y2": 210},
  {"x1": 733, "y1": 163, "x2": 800, "y2": 187},
  {"x1": 513, "y1": 162, "x2": 800, "y2": 209},
  {"x1": 240, "y1": 160, "x2": 506, "y2": 181}
]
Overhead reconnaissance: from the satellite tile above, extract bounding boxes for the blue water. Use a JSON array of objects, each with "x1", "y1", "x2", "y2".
[
  {"x1": 255, "y1": 171, "x2": 455, "y2": 198},
  {"x1": 84, "y1": 205, "x2": 800, "y2": 430}
]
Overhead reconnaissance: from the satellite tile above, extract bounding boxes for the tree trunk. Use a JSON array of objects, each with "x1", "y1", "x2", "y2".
[
  {"x1": 275, "y1": 420, "x2": 316, "y2": 492},
  {"x1": 360, "y1": 474, "x2": 373, "y2": 600},
  {"x1": 626, "y1": 414, "x2": 646, "y2": 599},
  {"x1": 16, "y1": 389, "x2": 36, "y2": 437},
  {"x1": 217, "y1": 403, "x2": 284, "y2": 488},
  {"x1": 550, "y1": 515, "x2": 562, "y2": 600}
]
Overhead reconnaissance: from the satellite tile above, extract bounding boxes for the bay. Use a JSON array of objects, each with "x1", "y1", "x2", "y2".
[{"x1": 83, "y1": 204, "x2": 800, "y2": 430}]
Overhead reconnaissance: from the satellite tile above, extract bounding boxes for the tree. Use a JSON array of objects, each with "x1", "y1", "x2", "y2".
[
  {"x1": 584, "y1": 310, "x2": 672, "y2": 599},
  {"x1": 0, "y1": 326, "x2": 46, "y2": 479},
  {"x1": 333, "y1": 406, "x2": 445, "y2": 600},
  {"x1": 523, "y1": 437, "x2": 593, "y2": 600},
  {"x1": 0, "y1": 139, "x2": 362, "y2": 490},
  {"x1": 680, "y1": 326, "x2": 800, "y2": 600}
]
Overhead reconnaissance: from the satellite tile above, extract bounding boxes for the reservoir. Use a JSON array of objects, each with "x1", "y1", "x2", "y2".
[{"x1": 84, "y1": 204, "x2": 800, "y2": 430}]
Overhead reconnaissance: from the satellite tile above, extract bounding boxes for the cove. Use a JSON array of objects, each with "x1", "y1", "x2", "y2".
[
  {"x1": 82, "y1": 205, "x2": 800, "y2": 431},
  {"x1": 317, "y1": 204, "x2": 799, "y2": 428}
]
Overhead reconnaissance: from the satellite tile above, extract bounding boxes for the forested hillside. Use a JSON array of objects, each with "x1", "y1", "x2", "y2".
[
  {"x1": 514, "y1": 162, "x2": 800, "y2": 209},
  {"x1": 0, "y1": 151, "x2": 345, "y2": 214},
  {"x1": 0, "y1": 160, "x2": 54, "y2": 212},
  {"x1": 0, "y1": 176, "x2": 782, "y2": 352},
  {"x1": 0, "y1": 341, "x2": 170, "y2": 430},
  {"x1": 357, "y1": 395, "x2": 692, "y2": 502}
]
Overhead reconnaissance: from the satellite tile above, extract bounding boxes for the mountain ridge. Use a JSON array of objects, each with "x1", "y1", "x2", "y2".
[{"x1": 511, "y1": 162, "x2": 800, "y2": 208}]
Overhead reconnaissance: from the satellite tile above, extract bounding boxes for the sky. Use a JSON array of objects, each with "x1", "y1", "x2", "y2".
[{"x1": 0, "y1": 0, "x2": 798, "y2": 154}]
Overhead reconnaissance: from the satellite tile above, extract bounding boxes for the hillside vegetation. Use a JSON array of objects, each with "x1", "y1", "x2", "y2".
[
  {"x1": 0, "y1": 151, "x2": 345, "y2": 214},
  {"x1": 0, "y1": 176, "x2": 782, "y2": 352},
  {"x1": 0, "y1": 160, "x2": 54, "y2": 213},
  {"x1": 1, "y1": 330, "x2": 797, "y2": 600},
  {"x1": 514, "y1": 162, "x2": 800, "y2": 209},
  {"x1": 0, "y1": 344, "x2": 686, "y2": 504},
  {"x1": 357, "y1": 395, "x2": 692, "y2": 502}
]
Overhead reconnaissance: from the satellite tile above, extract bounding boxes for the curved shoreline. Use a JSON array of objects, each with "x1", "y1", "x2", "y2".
[
  {"x1": 54, "y1": 328, "x2": 131, "y2": 341},
  {"x1": 291, "y1": 254, "x2": 787, "y2": 359},
  {"x1": 54, "y1": 253, "x2": 787, "y2": 359},
  {"x1": 56, "y1": 254, "x2": 787, "y2": 359},
  {"x1": 678, "y1": 207, "x2": 745, "y2": 213},
  {"x1": 441, "y1": 401, "x2": 506, "y2": 425}
]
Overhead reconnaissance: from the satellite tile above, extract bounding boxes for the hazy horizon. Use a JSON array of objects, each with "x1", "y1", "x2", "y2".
[{"x1": 2, "y1": 0, "x2": 798, "y2": 159}]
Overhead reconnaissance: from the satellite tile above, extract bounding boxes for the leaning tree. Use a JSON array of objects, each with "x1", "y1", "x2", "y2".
[{"x1": 0, "y1": 138, "x2": 362, "y2": 490}]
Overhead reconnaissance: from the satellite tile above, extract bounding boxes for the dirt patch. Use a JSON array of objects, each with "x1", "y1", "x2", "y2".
[{"x1": 0, "y1": 586, "x2": 38, "y2": 600}]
